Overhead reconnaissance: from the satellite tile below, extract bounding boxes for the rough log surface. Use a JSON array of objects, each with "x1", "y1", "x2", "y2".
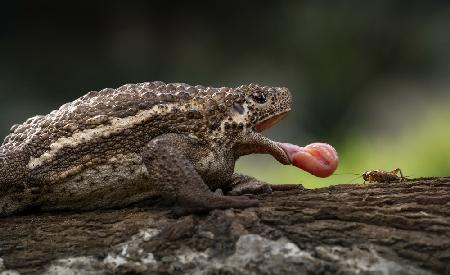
[{"x1": 0, "y1": 177, "x2": 449, "y2": 274}]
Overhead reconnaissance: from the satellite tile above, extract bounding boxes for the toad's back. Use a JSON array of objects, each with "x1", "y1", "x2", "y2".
[{"x1": 0, "y1": 81, "x2": 238, "y2": 190}]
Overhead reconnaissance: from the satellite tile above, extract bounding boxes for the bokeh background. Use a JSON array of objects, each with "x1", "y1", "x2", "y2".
[{"x1": 1, "y1": 1, "x2": 449, "y2": 187}]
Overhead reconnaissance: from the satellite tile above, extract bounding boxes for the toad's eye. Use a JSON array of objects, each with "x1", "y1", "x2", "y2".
[{"x1": 251, "y1": 92, "x2": 267, "y2": 104}]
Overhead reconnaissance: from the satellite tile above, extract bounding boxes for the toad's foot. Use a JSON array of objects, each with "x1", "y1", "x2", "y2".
[{"x1": 228, "y1": 174, "x2": 303, "y2": 195}]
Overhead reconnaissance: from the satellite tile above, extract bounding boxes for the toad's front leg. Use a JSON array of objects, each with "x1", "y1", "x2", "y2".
[
  {"x1": 142, "y1": 135, "x2": 259, "y2": 212},
  {"x1": 227, "y1": 173, "x2": 304, "y2": 196}
]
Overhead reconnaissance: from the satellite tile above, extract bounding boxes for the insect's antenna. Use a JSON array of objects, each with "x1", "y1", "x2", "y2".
[
  {"x1": 331, "y1": 171, "x2": 362, "y2": 184},
  {"x1": 333, "y1": 172, "x2": 360, "y2": 176},
  {"x1": 345, "y1": 174, "x2": 363, "y2": 184}
]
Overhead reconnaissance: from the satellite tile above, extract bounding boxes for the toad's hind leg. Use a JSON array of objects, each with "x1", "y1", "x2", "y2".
[{"x1": 142, "y1": 137, "x2": 259, "y2": 212}]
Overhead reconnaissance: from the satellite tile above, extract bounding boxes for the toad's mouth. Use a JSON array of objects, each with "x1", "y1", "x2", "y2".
[
  {"x1": 251, "y1": 112, "x2": 338, "y2": 178},
  {"x1": 255, "y1": 112, "x2": 289, "y2": 133}
]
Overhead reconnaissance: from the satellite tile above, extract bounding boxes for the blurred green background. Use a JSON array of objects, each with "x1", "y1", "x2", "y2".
[{"x1": 1, "y1": 1, "x2": 449, "y2": 188}]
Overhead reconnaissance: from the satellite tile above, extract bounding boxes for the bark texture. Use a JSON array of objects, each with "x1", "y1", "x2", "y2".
[{"x1": 0, "y1": 177, "x2": 449, "y2": 274}]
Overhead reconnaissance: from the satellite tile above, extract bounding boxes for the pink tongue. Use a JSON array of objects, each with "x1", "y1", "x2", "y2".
[{"x1": 277, "y1": 142, "x2": 338, "y2": 178}]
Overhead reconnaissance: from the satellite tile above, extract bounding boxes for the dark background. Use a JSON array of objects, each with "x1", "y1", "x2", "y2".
[{"x1": 1, "y1": 1, "x2": 449, "y2": 185}]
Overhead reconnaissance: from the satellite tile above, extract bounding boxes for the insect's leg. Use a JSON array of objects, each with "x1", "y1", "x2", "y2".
[
  {"x1": 397, "y1": 168, "x2": 405, "y2": 179},
  {"x1": 391, "y1": 168, "x2": 405, "y2": 181},
  {"x1": 391, "y1": 168, "x2": 399, "y2": 176}
]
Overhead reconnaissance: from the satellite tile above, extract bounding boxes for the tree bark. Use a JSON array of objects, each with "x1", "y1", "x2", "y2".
[{"x1": 0, "y1": 177, "x2": 449, "y2": 274}]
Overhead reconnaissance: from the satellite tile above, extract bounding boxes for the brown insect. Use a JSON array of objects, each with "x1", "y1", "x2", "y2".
[{"x1": 362, "y1": 168, "x2": 406, "y2": 183}]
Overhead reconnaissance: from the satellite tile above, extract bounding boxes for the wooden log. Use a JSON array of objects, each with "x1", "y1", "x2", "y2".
[{"x1": 0, "y1": 177, "x2": 449, "y2": 274}]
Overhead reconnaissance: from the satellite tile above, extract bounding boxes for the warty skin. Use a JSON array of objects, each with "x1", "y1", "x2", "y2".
[{"x1": 0, "y1": 81, "x2": 301, "y2": 216}]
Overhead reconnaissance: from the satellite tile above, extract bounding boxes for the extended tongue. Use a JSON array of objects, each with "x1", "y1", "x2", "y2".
[{"x1": 277, "y1": 142, "x2": 339, "y2": 178}]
